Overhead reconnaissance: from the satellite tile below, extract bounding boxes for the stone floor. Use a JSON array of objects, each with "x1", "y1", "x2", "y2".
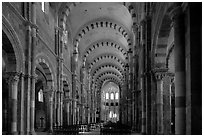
[{"x1": 36, "y1": 128, "x2": 141, "y2": 135}]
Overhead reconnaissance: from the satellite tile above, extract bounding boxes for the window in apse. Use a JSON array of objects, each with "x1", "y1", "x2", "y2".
[
  {"x1": 106, "y1": 92, "x2": 109, "y2": 99},
  {"x1": 38, "y1": 89, "x2": 44, "y2": 102},
  {"x1": 111, "y1": 93, "x2": 114, "y2": 100},
  {"x1": 115, "y1": 92, "x2": 119, "y2": 99}
]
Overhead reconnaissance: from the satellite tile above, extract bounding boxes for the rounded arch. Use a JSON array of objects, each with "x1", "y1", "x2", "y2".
[
  {"x1": 62, "y1": 76, "x2": 72, "y2": 90},
  {"x1": 152, "y1": 3, "x2": 178, "y2": 69},
  {"x1": 58, "y1": 2, "x2": 81, "y2": 30},
  {"x1": 2, "y1": 15, "x2": 25, "y2": 73},
  {"x1": 88, "y1": 53, "x2": 126, "y2": 70},
  {"x1": 92, "y1": 64, "x2": 124, "y2": 79},
  {"x1": 74, "y1": 18, "x2": 132, "y2": 48},
  {"x1": 97, "y1": 77, "x2": 122, "y2": 91},
  {"x1": 82, "y1": 39, "x2": 127, "y2": 60},
  {"x1": 90, "y1": 62, "x2": 125, "y2": 77},
  {"x1": 94, "y1": 70, "x2": 123, "y2": 82},
  {"x1": 35, "y1": 54, "x2": 55, "y2": 90},
  {"x1": 95, "y1": 74, "x2": 122, "y2": 87}
]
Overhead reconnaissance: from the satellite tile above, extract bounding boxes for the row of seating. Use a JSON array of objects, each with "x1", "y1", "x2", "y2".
[
  {"x1": 100, "y1": 121, "x2": 132, "y2": 135},
  {"x1": 53, "y1": 125, "x2": 79, "y2": 135},
  {"x1": 53, "y1": 123, "x2": 97, "y2": 135}
]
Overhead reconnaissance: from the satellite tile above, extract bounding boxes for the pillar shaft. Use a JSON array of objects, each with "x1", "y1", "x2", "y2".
[
  {"x1": 20, "y1": 74, "x2": 25, "y2": 134},
  {"x1": 154, "y1": 69, "x2": 167, "y2": 135},
  {"x1": 25, "y1": 23, "x2": 32, "y2": 135},
  {"x1": 30, "y1": 76, "x2": 36, "y2": 134},
  {"x1": 30, "y1": 2, "x2": 37, "y2": 134},
  {"x1": 66, "y1": 102, "x2": 70, "y2": 125},
  {"x1": 156, "y1": 77, "x2": 164, "y2": 134},
  {"x1": 141, "y1": 77, "x2": 146, "y2": 134},
  {"x1": 7, "y1": 73, "x2": 20, "y2": 134},
  {"x1": 44, "y1": 90, "x2": 54, "y2": 132},
  {"x1": 60, "y1": 92, "x2": 63, "y2": 126},
  {"x1": 170, "y1": 6, "x2": 186, "y2": 135}
]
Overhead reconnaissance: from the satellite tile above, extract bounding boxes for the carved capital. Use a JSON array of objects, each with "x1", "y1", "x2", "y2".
[
  {"x1": 24, "y1": 20, "x2": 38, "y2": 30},
  {"x1": 5, "y1": 72, "x2": 20, "y2": 84},
  {"x1": 155, "y1": 73, "x2": 165, "y2": 81},
  {"x1": 153, "y1": 68, "x2": 168, "y2": 81}
]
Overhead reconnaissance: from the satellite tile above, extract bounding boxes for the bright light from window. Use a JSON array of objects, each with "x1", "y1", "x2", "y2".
[
  {"x1": 113, "y1": 113, "x2": 117, "y2": 118},
  {"x1": 42, "y1": 2, "x2": 45, "y2": 12},
  {"x1": 109, "y1": 111, "x2": 113, "y2": 118},
  {"x1": 38, "y1": 89, "x2": 44, "y2": 102},
  {"x1": 111, "y1": 93, "x2": 114, "y2": 100},
  {"x1": 115, "y1": 92, "x2": 119, "y2": 99},
  {"x1": 106, "y1": 93, "x2": 109, "y2": 99}
]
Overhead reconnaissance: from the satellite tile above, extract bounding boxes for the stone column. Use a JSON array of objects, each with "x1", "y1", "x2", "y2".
[
  {"x1": 140, "y1": 19, "x2": 147, "y2": 134},
  {"x1": 30, "y1": 2, "x2": 37, "y2": 134},
  {"x1": 170, "y1": 6, "x2": 186, "y2": 135},
  {"x1": 66, "y1": 102, "x2": 70, "y2": 125},
  {"x1": 20, "y1": 73, "x2": 25, "y2": 134},
  {"x1": 154, "y1": 69, "x2": 167, "y2": 135},
  {"x1": 60, "y1": 91, "x2": 63, "y2": 126},
  {"x1": 7, "y1": 72, "x2": 20, "y2": 134},
  {"x1": 141, "y1": 76, "x2": 146, "y2": 134},
  {"x1": 30, "y1": 74, "x2": 37, "y2": 134},
  {"x1": 44, "y1": 89, "x2": 54, "y2": 133},
  {"x1": 25, "y1": 21, "x2": 32, "y2": 135},
  {"x1": 53, "y1": 91, "x2": 57, "y2": 127},
  {"x1": 169, "y1": 74, "x2": 175, "y2": 134},
  {"x1": 70, "y1": 100, "x2": 73, "y2": 125},
  {"x1": 56, "y1": 91, "x2": 61, "y2": 126}
]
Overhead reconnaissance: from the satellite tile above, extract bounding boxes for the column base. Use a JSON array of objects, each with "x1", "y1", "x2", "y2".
[
  {"x1": 48, "y1": 129, "x2": 53, "y2": 134},
  {"x1": 11, "y1": 131, "x2": 18, "y2": 135},
  {"x1": 157, "y1": 132, "x2": 163, "y2": 135},
  {"x1": 141, "y1": 132, "x2": 146, "y2": 135},
  {"x1": 19, "y1": 131, "x2": 25, "y2": 135},
  {"x1": 29, "y1": 130, "x2": 36, "y2": 135}
]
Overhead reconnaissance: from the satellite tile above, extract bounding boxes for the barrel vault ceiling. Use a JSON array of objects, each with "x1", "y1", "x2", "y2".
[{"x1": 67, "y1": 2, "x2": 134, "y2": 90}]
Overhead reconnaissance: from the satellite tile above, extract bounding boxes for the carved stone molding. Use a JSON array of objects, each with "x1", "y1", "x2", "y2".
[
  {"x1": 5, "y1": 72, "x2": 20, "y2": 84},
  {"x1": 153, "y1": 68, "x2": 168, "y2": 81}
]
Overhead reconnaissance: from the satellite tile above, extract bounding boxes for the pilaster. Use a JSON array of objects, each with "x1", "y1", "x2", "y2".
[{"x1": 170, "y1": 5, "x2": 186, "y2": 135}]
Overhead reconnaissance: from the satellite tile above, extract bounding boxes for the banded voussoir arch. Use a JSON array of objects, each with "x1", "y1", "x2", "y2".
[
  {"x1": 94, "y1": 71, "x2": 123, "y2": 83},
  {"x1": 35, "y1": 54, "x2": 56, "y2": 89},
  {"x1": 74, "y1": 19, "x2": 132, "y2": 47},
  {"x1": 96, "y1": 76, "x2": 122, "y2": 90},
  {"x1": 153, "y1": 3, "x2": 174, "y2": 69},
  {"x1": 62, "y1": 75, "x2": 72, "y2": 91},
  {"x1": 92, "y1": 64, "x2": 124, "y2": 79},
  {"x1": 82, "y1": 39, "x2": 127, "y2": 60},
  {"x1": 58, "y1": 2, "x2": 82, "y2": 30},
  {"x1": 95, "y1": 73, "x2": 122, "y2": 86},
  {"x1": 88, "y1": 54, "x2": 126, "y2": 70}
]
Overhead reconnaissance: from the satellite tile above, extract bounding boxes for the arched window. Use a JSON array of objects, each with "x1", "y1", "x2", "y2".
[
  {"x1": 106, "y1": 93, "x2": 109, "y2": 99},
  {"x1": 115, "y1": 92, "x2": 119, "y2": 99},
  {"x1": 111, "y1": 93, "x2": 114, "y2": 100},
  {"x1": 41, "y1": 2, "x2": 49, "y2": 14},
  {"x1": 41, "y1": 2, "x2": 45, "y2": 12},
  {"x1": 38, "y1": 89, "x2": 44, "y2": 102}
]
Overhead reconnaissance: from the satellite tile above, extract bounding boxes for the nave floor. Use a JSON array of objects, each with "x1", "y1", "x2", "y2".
[{"x1": 36, "y1": 127, "x2": 141, "y2": 135}]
